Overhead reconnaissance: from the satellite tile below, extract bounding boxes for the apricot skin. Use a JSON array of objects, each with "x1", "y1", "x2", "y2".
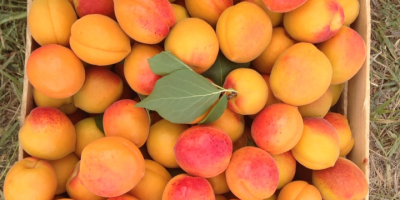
[
  {"x1": 216, "y1": 2, "x2": 273, "y2": 63},
  {"x1": 70, "y1": 14, "x2": 131, "y2": 66},
  {"x1": 146, "y1": 119, "x2": 189, "y2": 168},
  {"x1": 124, "y1": 43, "x2": 163, "y2": 95},
  {"x1": 73, "y1": 66, "x2": 123, "y2": 114},
  {"x1": 223, "y1": 68, "x2": 268, "y2": 115},
  {"x1": 129, "y1": 160, "x2": 172, "y2": 200},
  {"x1": 251, "y1": 103, "x2": 304, "y2": 155},
  {"x1": 283, "y1": 0, "x2": 344, "y2": 43},
  {"x1": 19, "y1": 107, "x2": 76, "y2": 160},
  {"x1": 103, "y1": 99, "x2": 150, "y2": 148},
  {"x1": 226, "y1": 146, "x2": 279, "y2": 200},
  {"x1": 80, "y1": 137, "x2": 145, "y2": 197},
  {"x1": 292, "y1": 118, "x2": 340, "y2": 170},
  {"x1": 165, "y1": 18, "x2": 219, "y2": 73},
  {"x1": 114, "y1": 0, "x2": 176, "y2": 44},
  {"x1": 270, "y1": 43, "x2": 332, "y2": 106},
  {"x1": 317, "y1": 26, "x2": 367, "y2": 85},
  {"x1": 4, "y1": 157, "x2": 58, "y2": 200},
  {"x1": 174, "y1": 125, "x2": 233, "y2": 178},
  {"x1": 277, "y1": 181, "x2": 322, "y2": 200},
  {"x1": 185, "y1": 0, "x2": 233, "y2": 26},
  {"x1": 162, "y1": 174, "x2": 215, "y2": 200},
  {"x1": 312, "y1": 157, "x2": 368, "y2": 200},
  {"x1": 27, "y1": 44, "x2": 85, "y2": 99},
  {"x1": 28, "y1": 0, "x2": 77, "y2": 46}
]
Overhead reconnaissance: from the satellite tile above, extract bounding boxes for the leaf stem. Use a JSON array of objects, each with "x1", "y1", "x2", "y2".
[{"x1": 226, "y1": 91, "x2": 238, "y2": 100}]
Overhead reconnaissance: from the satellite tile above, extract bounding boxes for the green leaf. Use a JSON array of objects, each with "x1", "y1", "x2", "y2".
[
  {"x1": 137, "y1": 94, "x2": 151, "y2": 124},
  {"x1": 94, "y1": 113, "x2": 104, "y2": 133},
  {"x1": 135, "y1": 69, "x2": 222, "y2": 124},
  {"x1": 199, "y1": 95, "x2": 227, "y2": 124},
  {"x1": 201, "y1": 52, "x2": 250, "y2": 86},
  {"x1": 148, "y1": 51, "x2": 192, "y2": 76},
  {"x1": 138, "y1": 94, "x2": 148, "y2": 100},
  {"x1": 246, "y1": 136, "x2": 257, "y2": 147}
]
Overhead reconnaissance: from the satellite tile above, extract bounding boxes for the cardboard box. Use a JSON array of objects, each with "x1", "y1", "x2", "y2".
[{"x1": 19, "y1": 0, "x2": 371, "y2": 199}]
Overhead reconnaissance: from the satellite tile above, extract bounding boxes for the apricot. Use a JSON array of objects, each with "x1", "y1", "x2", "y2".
[
  {"x1": 252, "y1": 103, "x2": 303, "y2": 155},
  {"x1": 4, "y1": 157, "x2": 57, "y2": 200},
  {"x1": 73, "y1": 66, "x2": 123, "y2": 113},
  {"x1": 209, "y1": 107, "x2": 245, "y2": 143},
  {"x1": 317, "y1": 26, "x2": 367, "y2": 84},
  {"x1": 28, "y1": 0, "x2": 76, "y2": 46},
  {"x1": 283, "y1": 0, "x2": 344, "y2": 43},
  {"x1": 103, "y1": 99, "x2": 149, "y2": 148},
  {"x1": 298, "y1": 88, "x2": 333, "y2": 118},
  {"x1": 128, "y1": 160, "x2": 171, "y2": 200},
  {"x1": 223, "y1": 68, "x2": 268, "y2": 115},
  {"x1": 341, "y1": 137, "x2": 355, "y2": 157},
  {"x1": 337, "y1": 0, "x2": 360, "y2": 26},
  {"x1": 108, "y1": 194, "x2": 139, "y2": 200},
  {"x1": 74, "y1": 0, "x2": 115, "y2": 19},
  {"x1": 330, "y1": 83, "x2": 344, "y2": 107},
  {"x1": 147, "y1": 119, "x2": 189, "y2": 168},
  {"x1": 124, "y1": 43, "x2": 163, "y2": 95},
  {"x1": 171, "y1": 4, "x2": 189, "y2": 22},
  {"x1": 162, "y1": 174, "x2": 214, "y2": 200},
  {"x1": 185, "y1": 0, "x2": 233, "y2": 26},
  {"x1": 252, "y1": 27, "x2": 296, "y2": 74},
  {"x1": 174, "y1": 125, "x2": 232, "y2": 178},
  {"x1": 226, "y1": 146, "x2": 279, "y2": 200},
  {"x1": 242, "y1": 0, "x2": 283, "y2": 27},
  {"x1": 19, "y1": 107, "x2": 76, "y2": 160},
  {"x1": 206, "y1": 172, "x2": 230, "y2": 194},
  {"x1": 216, "y1": 2, "x2": 273, "y2": 63},
  {"x1": 277, "y1": 181, "x2": 322, "y2": 200},
  {"x1": 80, "y1": 137, "x2": 145, "y2": 197},
  {"x1": 263, "y1": 0, "x2": 308, "y2": 13},
  {"x1": 292, "y1": 118, "x2": 340, "y2": 170},
  {"x1": 27, "y1": 44, "x2": 85, "y2": 99},
  {"x1": 165, "y1": 18, "x2": 219, "y2": 73},
  {"x1": 270, "y1": 43, "x2": 332, "y2": 106},
  {"x1": 33, "y1": 88, "x2": 77, "y2": 114},
  {"x1": 66, "y1": 162, "x2": 106, "y2": 200},
  {"x1": 312, "y1": 157, "x2": 368, "y2": 200},
  {"x1": 271, "y1": 151, "x2": 296, "y2": 189},
  {"x1": 70, "y1": 14, "x2": 131, "y2": 66},
  {"x1": 74, "y1": 117, "x2": 105, "y2": 157},
  {"x1": 114, "y1": 0, "x2": 176, "y2": 44},
  {"x1": 47, "y1": 153, "x2": 79, "y2": 194},
  {"x1": 324, "y1": 112, "x2": 354, "y2": 156}
]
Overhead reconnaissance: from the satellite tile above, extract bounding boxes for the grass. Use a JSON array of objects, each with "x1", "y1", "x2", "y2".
[
  {"x1": 0, "y1": 0, "x2": 399, "y2": 199},
  {"x1": 0, "y1": 0, "x2": 27, "y2": 198},
  {"x1": 369, "y1": 0, "x2": 400, "y2": 199}
]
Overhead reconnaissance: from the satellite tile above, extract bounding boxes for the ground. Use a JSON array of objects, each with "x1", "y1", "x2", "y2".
[{"x1": 0, "y1": 0, "x2": 399, "y2": 199}]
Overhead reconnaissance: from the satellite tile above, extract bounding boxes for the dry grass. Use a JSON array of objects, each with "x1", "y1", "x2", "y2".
[
  {"x1": 0, "y1": 0, "x2": 400, "y2": 199},
  {"x1": 370, "y1": 0, "x2": 400, "y2": 199},
  {"x1": 0, "y1": 0, "x2": 26, "y2": 198}
]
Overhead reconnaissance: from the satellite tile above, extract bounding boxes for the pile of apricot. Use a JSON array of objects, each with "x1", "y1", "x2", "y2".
[{"x1": 4, "y1": 0, "x2": 368, "y2": 200}]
